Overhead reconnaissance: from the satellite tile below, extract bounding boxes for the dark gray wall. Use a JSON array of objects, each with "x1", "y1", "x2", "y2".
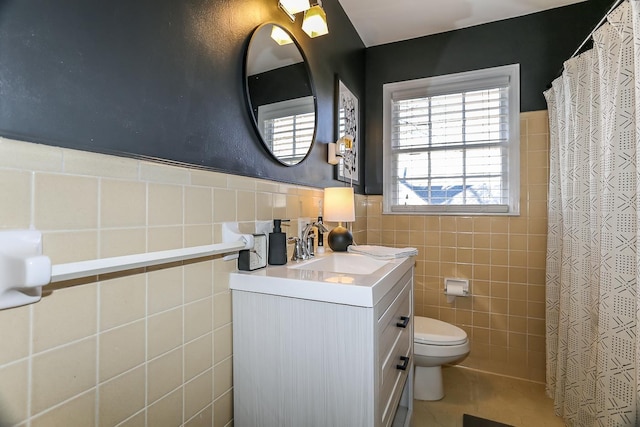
[
  {"x1": 0, "y1": 0, "x2": 617, "y2": 195},
  {"x1": 363, "y1": 0, "x2": 614, "y2": 194},
  {"x1": 0, "y1": 0, "x2": 365, "y2": 192}
]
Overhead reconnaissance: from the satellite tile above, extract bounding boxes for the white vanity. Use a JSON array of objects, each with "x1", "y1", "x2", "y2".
[{"x1": 230, "y1": 252, "x2": 414, "y2": 427}]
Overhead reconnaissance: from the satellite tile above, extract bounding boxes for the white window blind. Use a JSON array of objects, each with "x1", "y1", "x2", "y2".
[
  {"x1": 258, "y1": 96, "x2": 315, "y2": 165},
  {"x1": 383, "y1": 64, "x2": 520, "y2": 215}
]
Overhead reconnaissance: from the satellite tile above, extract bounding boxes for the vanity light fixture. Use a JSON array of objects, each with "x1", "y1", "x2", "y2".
[
  {"x1": 270, "y1": 25, "x2": 294, "y2": 45},
  {"x1": 278, "y1": 0, "x2": 328, "y2": 38},
  {"x1": 302, "y1": 1, "x2": 329, "y2": 38},
  {"x1": 278, "y1": 0, "x2": 311, "y2": 21},
  {"x1": 327, "y1": 143, "x2": 340, "y2": 165},
  {"x1": 328, "y1": 135, "x2": 353, "y2": 165},
  {"x1": 324, "y1": 186, "x2": 355, "y2": 252}
]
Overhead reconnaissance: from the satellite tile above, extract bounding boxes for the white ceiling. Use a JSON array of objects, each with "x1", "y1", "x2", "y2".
[{"x1": 337, "y1": 0, "x2": 587, "y2": 47}]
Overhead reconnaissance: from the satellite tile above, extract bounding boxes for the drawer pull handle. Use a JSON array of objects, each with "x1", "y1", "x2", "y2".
[
  {"x1": 396, "y1": 316, "x2": 410, "y2": 328},
  {"x1": 396, "y1": 356, "x2": 410, "y2": 371}
]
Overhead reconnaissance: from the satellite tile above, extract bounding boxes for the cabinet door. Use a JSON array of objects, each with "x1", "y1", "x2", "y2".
[{"x1": 233, "y1": 290, "x2": 376, "y2": 427}]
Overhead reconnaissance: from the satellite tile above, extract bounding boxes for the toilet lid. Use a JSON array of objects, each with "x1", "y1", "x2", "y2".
[{"x1": 414, "y1": 316, "x2": 467, "y2": 345}]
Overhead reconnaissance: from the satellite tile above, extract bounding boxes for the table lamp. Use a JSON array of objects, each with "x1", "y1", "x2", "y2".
[{"x1": 323, "y1": 187, "x2": 355, "y2": 251}]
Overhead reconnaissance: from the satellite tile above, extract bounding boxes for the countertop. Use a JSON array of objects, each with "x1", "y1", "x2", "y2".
[{"x1": 229, "y1": 251, "x2": 414, "y2": 307}]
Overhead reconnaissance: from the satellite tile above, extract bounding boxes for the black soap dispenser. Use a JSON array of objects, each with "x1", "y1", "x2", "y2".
[{"x1": 268, "y1": 219, "x2": 289, "y2": 265}]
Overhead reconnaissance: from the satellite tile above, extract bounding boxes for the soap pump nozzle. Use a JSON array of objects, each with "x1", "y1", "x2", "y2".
[{"x1": 273, "y1": 219, "x2": 290, "y2": 233}]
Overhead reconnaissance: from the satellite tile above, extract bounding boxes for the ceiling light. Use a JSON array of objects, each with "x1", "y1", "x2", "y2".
[{"x1": 302, "y1": 2, "x2": 328, "y2": 38}]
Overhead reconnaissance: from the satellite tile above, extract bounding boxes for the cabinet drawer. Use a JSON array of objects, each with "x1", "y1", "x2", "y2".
[
  {"x1": 378, "y1": 281, "x2": 412, "y2": 366},
  {"x1": 380, "y1": 331, "x2": 411, "y2": 427},
  {"x1": 378, "y1": 282, "x2": 412, "y2": 427},
  {"x1": 377, "y1": 269, "x2": 413, "y2": 320}
]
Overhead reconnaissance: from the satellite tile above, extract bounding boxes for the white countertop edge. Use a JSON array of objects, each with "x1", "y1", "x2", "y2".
[{"x1": 230, "y1": 275, "x2": 375, "y2": 307}]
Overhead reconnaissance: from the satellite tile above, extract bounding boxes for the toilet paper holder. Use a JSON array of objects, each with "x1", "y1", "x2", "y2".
[{"x1": 444, "y1": 278, "x2": 469, "y2": 303}]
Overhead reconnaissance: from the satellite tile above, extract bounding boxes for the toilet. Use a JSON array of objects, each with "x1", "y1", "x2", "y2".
[{"x1": 413, "y1": 316, "x2": 470, "y2": 401}]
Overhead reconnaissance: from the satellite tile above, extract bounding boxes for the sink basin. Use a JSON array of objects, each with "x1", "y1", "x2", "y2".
[{"x1": 288, "y1": 253, "x2": 389, "y2": 275}]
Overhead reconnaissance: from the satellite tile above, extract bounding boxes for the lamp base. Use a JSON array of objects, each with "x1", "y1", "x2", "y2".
[{"x1": 328, "y1": 226, "x2": 353, "y2": 252}]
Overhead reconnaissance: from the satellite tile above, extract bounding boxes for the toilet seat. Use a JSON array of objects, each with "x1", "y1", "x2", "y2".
[{"x1": 414, "y1": 316, "x2": 467, "y2": 346}]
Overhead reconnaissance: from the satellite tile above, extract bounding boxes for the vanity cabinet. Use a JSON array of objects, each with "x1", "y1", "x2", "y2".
[{"x1": 232, "y1": 264, "x2": 414, "y2": 427}]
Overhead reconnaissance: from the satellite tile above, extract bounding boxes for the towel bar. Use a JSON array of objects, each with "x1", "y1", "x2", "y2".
[{"x1": 0, "y1": 229, "x2": 246, "y2": 310}]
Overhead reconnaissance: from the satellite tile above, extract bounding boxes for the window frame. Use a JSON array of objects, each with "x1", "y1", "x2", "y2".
[{"x1": 382, "y1": 64, "x2": 520, "y2": 215}]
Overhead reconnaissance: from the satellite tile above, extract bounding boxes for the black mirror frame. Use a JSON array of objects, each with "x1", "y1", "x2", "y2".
[{"x1": 243, "y1": 22, "x2": 318, "y2": 167}]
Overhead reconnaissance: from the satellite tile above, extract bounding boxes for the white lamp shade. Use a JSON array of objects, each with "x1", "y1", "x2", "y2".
[
  {"x1": 302, "y1": 4, "x2": 329, "y2": 38},
  {"x1": 324, "y1": 187, "x2": 355, "y2": 222},
  {"x1": 279, "y1": 0, "x2": 311, "y2": 15}
]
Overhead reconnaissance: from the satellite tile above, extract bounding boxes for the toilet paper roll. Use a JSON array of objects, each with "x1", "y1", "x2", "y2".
[
  {"x1": 444, "y1": 282, "x2": 467, "y2": 297},
  {"x1": 444, "y1": 278, "x2": 469, "y2": 303}
]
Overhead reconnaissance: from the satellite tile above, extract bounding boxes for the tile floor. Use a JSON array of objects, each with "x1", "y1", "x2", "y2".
[{"x1": 411, "y1": 367, "x2": 565, "y2": 427}]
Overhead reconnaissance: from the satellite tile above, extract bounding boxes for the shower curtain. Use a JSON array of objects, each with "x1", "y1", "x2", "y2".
[{"x1": 544, "y1": 1, "x2": 640, "y2": 425}]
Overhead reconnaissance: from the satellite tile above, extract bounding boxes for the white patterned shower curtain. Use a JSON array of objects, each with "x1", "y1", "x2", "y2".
[{"x1": 544, "y1": 1, "x2": 640, "y2": 425}]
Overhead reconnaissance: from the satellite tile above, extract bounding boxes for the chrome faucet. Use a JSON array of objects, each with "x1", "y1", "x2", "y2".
[
  {"x1": 290, "y1": 221, "x2": 329, "y2": 261},
  {"x1": 288, "y1": 237, "x2": 306, "y2": 261},
  {"x1": 303, "y1": 221, "x2": 329, "y2": 258}
]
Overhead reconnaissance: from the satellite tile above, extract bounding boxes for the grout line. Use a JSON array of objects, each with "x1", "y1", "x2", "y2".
[
  {"x1": 29, "y1": 171, "x2": 36, "y2": 229},
  {"x1": 182, "y1": 184, "x2": 187, "y2": 425},
  {"x1": 143, "y1": 272, "x2": 149, "y2": 425},
  {"x1": 115, "y1": 408, "x2": 145, "y2": 427},
  {"x1": 28, "y1": 387, "x2": 97, "y2": 424},
  {"x1": 95, "y1": 175, "x2": 102, "y2": 427},
  {"x1": 28, "y1": 333, "x2": 99, "y2": 360},
  {"x1": 143, "y1": 180, "x2": 150, "y2": 426},
  {"x1": 26, "y1": 304, "x2": 34, "y2": 427}
]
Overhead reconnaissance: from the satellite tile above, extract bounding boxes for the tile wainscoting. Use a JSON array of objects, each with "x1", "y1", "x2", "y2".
[
  {"x1": 366, "y1": 110, "x2": 549, "y2": 382},
  {"x1": 0, "y1": 137, "x2": 367, "y2": 427},
  {"x1": 0, "y1": 110, "x2": 548, "y2": 426}
]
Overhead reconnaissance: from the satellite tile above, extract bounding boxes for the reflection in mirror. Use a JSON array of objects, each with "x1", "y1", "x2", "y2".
[{"x1": 245, "y1": 23, "x2": 316, "y2": 166}]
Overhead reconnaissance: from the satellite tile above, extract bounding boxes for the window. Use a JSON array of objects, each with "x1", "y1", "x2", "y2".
[
  {"x1": 258, "y1": 96, "x2": 315, "y2": 165},
  {"x1": 383, "y1": 64, "x2": 520, "y2": 215}
]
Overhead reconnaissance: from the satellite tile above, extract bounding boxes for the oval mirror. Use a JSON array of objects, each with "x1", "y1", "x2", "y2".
[{"x1": 244, "y1": 23, "x2": 317, "y2": 166}]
